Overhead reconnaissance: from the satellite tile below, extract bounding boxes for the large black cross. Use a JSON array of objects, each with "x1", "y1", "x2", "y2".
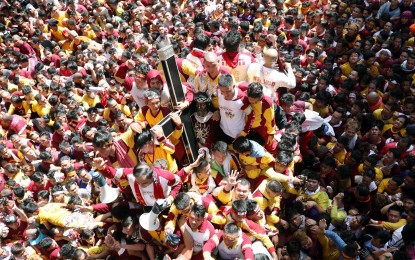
[{"x1": 156, "y1": 45, "x2": 198, "y2": 162}]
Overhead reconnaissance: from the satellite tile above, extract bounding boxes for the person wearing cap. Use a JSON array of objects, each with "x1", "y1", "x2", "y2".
[
  {"x1": 374, "y1": 48, "x2": 394, "y2": 77},
  {"x1": 176, "y1": 204, "x2": 215, "y2": 260},
  {"x1": 145, "y1": 69, "x2": 182, "y2": 109},
  {"x1": 225, "y1": 200, "x2": 278, "y2": 260}
]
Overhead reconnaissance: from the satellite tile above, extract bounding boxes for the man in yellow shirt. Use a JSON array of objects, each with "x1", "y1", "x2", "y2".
[
  {"x1": 252, "y1": 179, "x2": 283, "y2": 229},
  {"x1": 32, "y1": 94, "x2": 51, "y2": 117},
  {"x1": 48, "y1": 18, "x2": 68, "y2": 42},
  {"x1": 369, "y1": 205, "x2": 407, "y2": 232},
  {"x1": 135, "y1": 126, "x2": 178, "y2": 173},
  {"x1": 377, "y1": 176, "x2": 403, "y2": 198},
  {"x1": 246, "y1": 82, "x2": 276, "y2": 151},
  {"x1": 232, "y1": 136, "x2": 275, "y2": 184},
  {"x1": 81, "y1": 85, "x2": 100, "y2": 110},
  {"x1": 9, "y1": 95, "x2": 31, "y2": 120},
  {"x1": 326, "y1": 136, "x2": 349, "y2": 165},
  {"x1": 291, "y1": 171, "x2": 330, "y2": 218},
  {"x1": 253, "y1": 8, "x2": 271, "y2": 28},
  {"x1": 103, "y1": 98, "x2": 132, "y2": 125}
]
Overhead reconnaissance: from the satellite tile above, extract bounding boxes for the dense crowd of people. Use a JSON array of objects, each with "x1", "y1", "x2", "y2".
[{"x1": 0, "y1": 0, "x2": 414, "y2": 259}]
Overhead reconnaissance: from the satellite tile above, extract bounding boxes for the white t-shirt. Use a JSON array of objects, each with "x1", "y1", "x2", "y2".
[
  {"x1": 247, "y1": 63, "x2": 296, "y2": 101},
  {"x1": 218, "y1": 88, "x2": 249, "y2": 138}
]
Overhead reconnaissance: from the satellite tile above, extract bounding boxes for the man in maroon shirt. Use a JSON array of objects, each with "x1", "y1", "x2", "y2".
[
  {"x1": 3, "y1": 200, "x2": 29, "y2": 242},
  {"x1": 12, "y1": 35, "x2": 35, "y2": 56},
  {"x1": 38, "y1": 237, "x2": 61, "y2": 260}
]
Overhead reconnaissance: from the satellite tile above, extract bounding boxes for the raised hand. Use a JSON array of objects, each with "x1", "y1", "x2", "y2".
[{"x1": 227, "y1": 170, "x2": 239, "y2": 186}]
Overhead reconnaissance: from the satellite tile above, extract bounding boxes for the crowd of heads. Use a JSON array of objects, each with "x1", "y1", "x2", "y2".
[{"x1": 0, "y1": 0, "x2": 414, "y2": 259}]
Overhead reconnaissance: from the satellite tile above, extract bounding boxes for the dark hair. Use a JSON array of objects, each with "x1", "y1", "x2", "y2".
[
  {"x1": 134, "y1": 128, "x2": 153, "y2": 149},
  {"x1": 51, "y1": 184, "x2": 64, "y2": 194},
  {"x1": 193, "y1": 33, "x2": 210, "y2": 50},
  {"x1": 322, "y1": 156, "x2": 336, "y2": 168},
  {"x1": 68, "y1": 194, "x2": 83, "y2": 206},
  {"x1": 92, "y1": 130, "x2": 113, "y2": 148},
  {"x1": 291, "y1": 113, "x2": 306, "y2": 125},
  {"x1": 374, "y1": 230, "x2": 392, "y2": 244},
  {"x1": 307, "y1": 171, "x2": 320, "y2": 181},
  {"x1": 280, "y1": 93, "x2": 295, "y2": 105},
  {"x1": 174, "y1": 192, "x2": 190, "y2": 210},
  {"x1": 11, "y1": 242, "x2": 24, "y2": 256},
  {"x1": 247, "y1": 82, "x2": 263, "y2": 98},
  {"x1": 232, "y1": 199, "x2": 247, "y2": 213},
  {"x1": 388, "y1": 204, "x2": 404, "y2": 215},
  {"x1": 22, "y1": 201, "x2": 39, "y2": 214},
  {"x1": 223, "y1": 222, "x2": 239, "y2": 235},
  {"x1": 356, "y1": 183, "x2": 370, "y2": 197},
  {"x1": 287, "y1": 240, "x2": 301, "y2": 256},
  {"x1": 81, "y1": 229, "x2": 95, "y2": 239},
  {"x1": 38, "y1": 237, "x2": 54, "y2": 249},
  {"x1": 133, "y1": 162, "x2": 153, "y2": 179},
  {"x1": 389, "y1": 148, "x2": 402, "y2": 160},
  {"x1": 266, "y1": 180, "x2": 282, "y2": 193},
  {"x1": 74, "y1": 249, "x2": 88, "y2": 259},
  {"x1": 59, "y1": 243, "x2": 76, "y2": 258},
  {"x1": 193, "y1": 159, "x2": 210, "y2": 174},
  {"x1": 38, "y1": 190, "x2": 50, "y2": 200},
  {"x1": 342, "y1": 243, "x2": 358, "y2": 258},
  {"x1": 223, "y1": 30, "x2": 242, "y2": 52},
  {"x1": 111, "y1": 204, "x2": 130, "y2": 221},
  {"x1": 233, "y1": 137, "x2": 252, "y2": 154},
  {"x1": 190, "y1": 204, "x2": 206, "y2": 218}
]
